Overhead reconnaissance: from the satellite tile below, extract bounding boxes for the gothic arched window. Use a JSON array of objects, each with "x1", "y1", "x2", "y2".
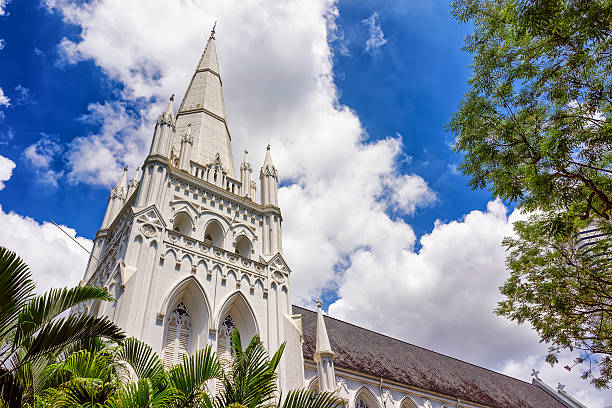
[
  {"x1": 163, "y1": 302, "x2": 191, "y2": 369},
  {"x1": 172, "y1": 213, "x2": 193, "y2": 236},
  {"x1": 204, "y1": 221, "x2": 224, "y2": 248},
  {"x1": 356, "y1": 399, "x2": 369, "y2": 408},
  {"x1": 234, "y1": 236, "x2": 252, "y2": 259}
]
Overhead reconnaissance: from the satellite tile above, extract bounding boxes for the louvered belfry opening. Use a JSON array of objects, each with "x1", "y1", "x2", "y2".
[{"x1": 163, "y1": 302, "x2": 191, "y2": 369}]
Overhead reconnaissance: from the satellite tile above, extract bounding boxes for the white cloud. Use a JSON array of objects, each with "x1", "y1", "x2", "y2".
[
  {"x1": 0, "y1": 39, "x2": 6, "y2": 50},
  {"x1": 24, "y1": 133, "x2": 64, "y2": 186},
  {"x1": 0, "y1": 167, "x2": 91, "y2": 293},
  {"x1": 0, "y1": 87, "x2": 10, "y2": 107},
  {"x1": 329, "y1": 199, "x2": 611, "y2": 405},
  {"x1": 41, "y1": 0, "x2": 611, "y2": 404},
  {"x1": 66, "y1": 101, "x2": 147, "y2": 185},
  {"x1": 0, "y1": 205, "x2": 92, "y2": 293},
  {"x1": 0, "y1": 0, "x2": 8, "y2": 16},
  {"x1": 361, "y1": 12, "x2": 387, "y2": 54},
  {"x1": 14, "y1": 84, "x2": 34, "y2": 105},
  {"x1": 0, "y1": 154, "x2": 15, "y2": 189}
]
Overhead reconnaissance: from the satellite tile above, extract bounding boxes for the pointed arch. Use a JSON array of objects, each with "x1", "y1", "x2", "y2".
[
  {"x1": 234, "y1": 235, "x2": 252, "y2": 259},
  {"x1": 172, "y1": 212, "x2": 194, "y2": 236},
  {"x1": 354, "y1": 386, "x2": 382, "y2": 408},
  {"x1": 204, "y1": 219, "x2": 225, "y2": 248},
  {"x1": 159, "y1": 276, "x2": 213, "y2": 324},
  {"x1": 398, "y1": 397, "x2": 418, "y2": 408},
  {"x1": 214, "y1": 291, "x2": 259, "y2": 345},
  {"x1": 159, "y1": 276, "x2": 212, "y2": 364}
]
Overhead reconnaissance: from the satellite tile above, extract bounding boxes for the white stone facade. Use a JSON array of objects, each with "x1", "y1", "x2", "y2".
[{"x1": 78, "y1": 29, "x2": 587, "y2": 408}]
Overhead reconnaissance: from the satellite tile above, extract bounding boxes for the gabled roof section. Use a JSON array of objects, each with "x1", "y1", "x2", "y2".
[
  {"x1": 294, "y1": 305, "x2": 569, "y2": 408},
  {"x1": 266, "y1": 253, "x2": 291, "y2": 274}
]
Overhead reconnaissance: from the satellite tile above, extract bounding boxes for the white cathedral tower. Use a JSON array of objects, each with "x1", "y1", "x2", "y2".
[
  {"x1": 80, "y1": 27, "x2": 304, "y2": 392},
  {"x1": 78, "y1": 27, "x2": 588, "y2": 408}
]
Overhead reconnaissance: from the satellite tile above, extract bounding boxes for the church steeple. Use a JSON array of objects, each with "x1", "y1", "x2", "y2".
[{"x1": 174, "y1": 25, "x2": 235, "y2": 177}]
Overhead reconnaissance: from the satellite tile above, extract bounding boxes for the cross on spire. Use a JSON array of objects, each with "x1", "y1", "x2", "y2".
[
  {"x1": 530, "y1": 369, "x2": 540, "y2": 380},
  {"x1": 211, "y1": 21, "x2": 217, "y2": 38},
  {"x1": 315, "y1": 298, "x2": 322, "y2": 309}
]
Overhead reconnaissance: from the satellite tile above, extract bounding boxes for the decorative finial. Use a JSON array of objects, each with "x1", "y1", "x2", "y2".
[
  {"x1": 170, "y1": 94, "x2": 174, "y2": 102},
  {"x1": 211, "y1": 21, "x2": 217, "y2": 37},
  {"x1": 244, "y1": 150, "x2": 248, "y2": 154},
  {"x1": 315, "y1": 298, "x2": 322, "y2": 309},
  {"x1": 266, "y1": 144, "x2": 270, "y2": 151},
  {"x1": 557, "y1": 383, "x2": 565, "y2": 392},
  {"x1": 530, "y1": 369, "x2": 540, "y2": 380},
  {"x1": 123, "y1": 165, "x2": 128, "y2": 172}
]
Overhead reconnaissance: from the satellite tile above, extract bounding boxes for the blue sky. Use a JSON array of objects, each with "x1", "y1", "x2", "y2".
[
  {"x1": 0, "y1": 1, "x2": 492, "y2": 242},
  {"x1": 0, "y1": 0, "x2": 609, "y2": 405}
]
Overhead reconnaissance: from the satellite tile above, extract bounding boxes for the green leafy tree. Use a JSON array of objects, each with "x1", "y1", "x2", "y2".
[
  {"x1": 448, "y1": 0, "x2": 612, "y2": 387},
  {"x1": 0, "y1": 247, "x2": 125, "y2": 407}
]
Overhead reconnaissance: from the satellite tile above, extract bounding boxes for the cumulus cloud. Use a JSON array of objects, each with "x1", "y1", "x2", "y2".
[
  {"x1": 0, "y1": 87, "x2": 10, "y2": 107},
  {"x1": 67, "y1": 101, "x2": 147, "y2": 185},
  {"x1": 14, "y1": 84, "x2": 34, "y2": 105},
  {"x1": 24, "y1": 133, "x2": 64, "y2": 186},
  {"x1": 0, "y1": 154, "x2": 15, "y2": 189},
  {"x1": 0, "y1": 167, "x2": 91, "y2": 293},
  {"x1": 361, "y1": 12, "x2": 387, "y2": 54},
  {"x1": 329, "y1": 199, "x2": 610, "y2": 404},
  {"x1": 0, "y1": 205, "x2": 92, "y2": 293},
  {"x1": 0, "y1": 0, "x2": 8, "y2": 16}
]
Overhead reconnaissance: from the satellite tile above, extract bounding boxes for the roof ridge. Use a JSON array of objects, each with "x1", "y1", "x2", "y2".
[{"x1": 293, "y1": 305, "x2": 540, "y2": 389}]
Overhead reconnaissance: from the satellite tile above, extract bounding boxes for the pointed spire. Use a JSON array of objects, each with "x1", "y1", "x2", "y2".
[
  {"x1": 175, "y1": 24, "x2": 235, "y2": 177},
  {"x1": 128, "y1": 167, "x2": 140, "y2": 196},
  {"x1": 197, "y1": 24, "x2": 220, "y2": 74},
  {"x1": 263, "y1": 144, "x2": 274, "y2": 167},
  {"x1": 164, "y1": 94, "x2": 175, "y2": 117},
  {"x1": 315, "y1": 298, "x2": 333, "y2": 355},
  {"x1": 116, "y1": 166, "x2": 128, "y2": 190}
]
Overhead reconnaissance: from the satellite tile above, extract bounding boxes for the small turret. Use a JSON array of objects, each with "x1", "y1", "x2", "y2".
[
  {"x1": 127, "y1": 167, "x2": 140, "y2": 198},
  {"x1": 240, "y1": 150, "x2": 253, "y2": 199},
  {"x1": 260, "y1": 145, "x2": 278, "y2": 206},
  {"x1": 149, "y1": 95, "x2": 175, "y2": 157},
  {"x1": 101, "y1": 166, "x2": 128, "y2": 229},
  {"x1": 314, "y1": 298, "x2": 336, "y2": 392}
]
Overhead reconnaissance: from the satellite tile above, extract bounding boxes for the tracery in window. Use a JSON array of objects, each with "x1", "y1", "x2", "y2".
[
  {"x1": 357, "y1": 399, "x2": 369, "y2": 408},
  {"x1": 163, "y1": 302, "x2": 191, "y2": 369},
  {"x1": 215, "y1": 314, "x2": 236, "y2": 395}
]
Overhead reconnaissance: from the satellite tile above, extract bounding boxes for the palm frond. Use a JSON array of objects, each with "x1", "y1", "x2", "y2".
[
  {"x1": 167, "y1": 345, "x2": 220, "y2": 404},
  {"x1": 0, "y1": 247, "x2": 34, "y2": 344},
  {"x1": 20, "y1": 314, "x2": 124, "y2": 366},
  {"x1": 0, "y1": 366, "x2": 23, "y2": 408},
  {"x1": 280, "y1": 389, "x2": 343, "y2": 408},
  {"x1": 116, "y1": 337, "x2": 165, "y2": 382},
  {"x1": 105, "y1": 378, "x2": 178, "y2": 408},
  {"x1": 15, "y1": 286, "x2": 114, "y2": 347},
  {"x1": 218, "y1": 331, "x2": 284, "y2": 408}
]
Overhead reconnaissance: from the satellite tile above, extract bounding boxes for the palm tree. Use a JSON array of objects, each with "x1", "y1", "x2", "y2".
[
  {"x1": 0, "y1": 247, "x2": 125, "y2": 407},
  {"x1": 216, "y1": 330, "x2": 342, "y2": 408}
]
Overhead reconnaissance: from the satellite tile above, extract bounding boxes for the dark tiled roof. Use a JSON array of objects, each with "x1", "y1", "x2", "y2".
[{"x1": 294, "y1": 305, "x2": 567, "y2": 408}]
